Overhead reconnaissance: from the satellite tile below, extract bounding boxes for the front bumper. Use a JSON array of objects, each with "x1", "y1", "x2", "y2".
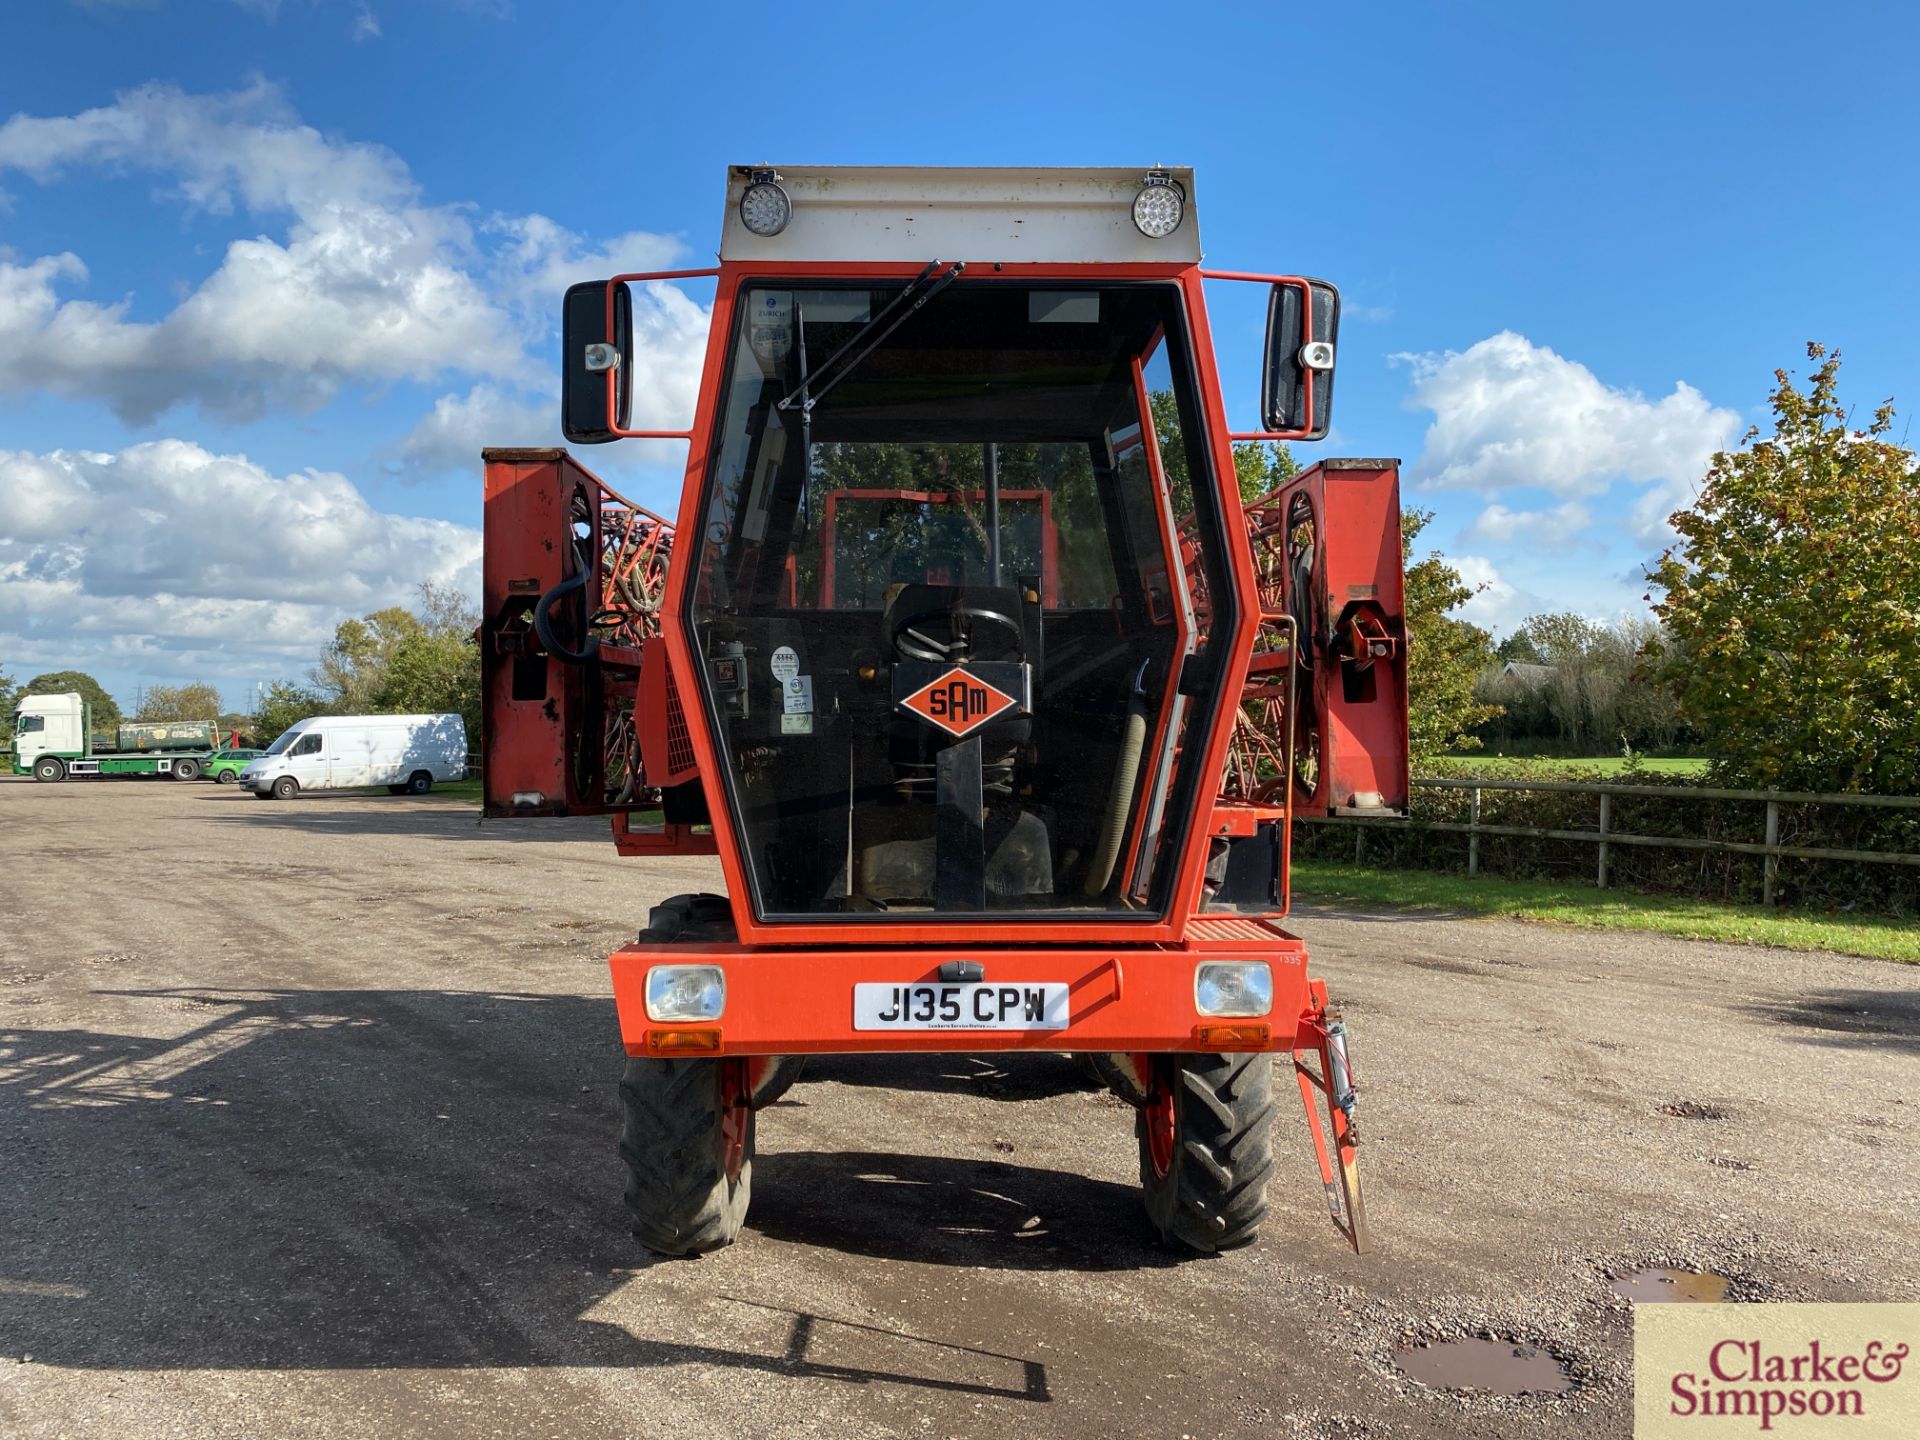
[{"x1": 609, "y1": 926, "x2": 1315, "y2": 1057}]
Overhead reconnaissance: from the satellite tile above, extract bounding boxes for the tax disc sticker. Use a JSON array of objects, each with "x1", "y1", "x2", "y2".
[{"x1": 770, "y1": 645, "x2": 800, "y2": 682}]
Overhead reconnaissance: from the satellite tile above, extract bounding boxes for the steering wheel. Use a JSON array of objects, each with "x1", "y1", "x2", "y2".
[{"x1": 890, "y1": 601, "x2": 1024, "y2": 664}]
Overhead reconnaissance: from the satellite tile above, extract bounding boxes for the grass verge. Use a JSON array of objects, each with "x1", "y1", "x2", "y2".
[
  {"x1": 1290, "y1": 859, "x2": 1920, "y2": 964},
  {"x1": 1433, "y1": 754, "x2": 1709, "y2": 778}
]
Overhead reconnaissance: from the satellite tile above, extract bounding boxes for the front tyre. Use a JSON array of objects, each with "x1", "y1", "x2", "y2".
[
  {"x1": 271, "y1": 775, "x2": 299, "y2": 800},
  {"x1": 619, "y1": 1057, "x2": 752, "y2": 1256},
  {"x1": 33, "y1": 756, "x2": 66, "y2": 782},
  {"x1": 216, "y1": 768, "x2": 238, "y2": 784},
  {"x1": 1137, "y1": 1052, "x2": 1276, "y2": 1254}
]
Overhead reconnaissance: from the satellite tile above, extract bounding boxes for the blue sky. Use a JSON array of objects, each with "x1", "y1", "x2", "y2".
[{"x1": 3, "y1": 0, "x2": 1916, "y2": 710}]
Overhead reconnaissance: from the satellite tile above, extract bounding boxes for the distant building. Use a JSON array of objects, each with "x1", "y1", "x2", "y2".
[{"x1": 1500, "y1": 662, "x2": 1555, "y2": 689}]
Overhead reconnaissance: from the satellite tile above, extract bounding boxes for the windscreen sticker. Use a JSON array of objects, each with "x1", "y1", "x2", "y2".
[
  {"x1": 779, "y1": 713, "x2": 813, "y2": 735},
  {"x1": 749, "y1": 291, "x2": 793, "y2": 363},
  {"x1": 783, "y1": 676, "x2": 814, "y2": 715},
  {"x1": 770, "y1": 645, "x2": 800, "y2": 682}
]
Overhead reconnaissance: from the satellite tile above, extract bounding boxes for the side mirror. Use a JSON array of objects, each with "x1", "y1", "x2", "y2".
[
  {"x1": 561, "y1": 279, "x2": 632, "y2": 444},
  {"x1": 1262, "y1": 278, "x2": 1340, "y2": 440}
]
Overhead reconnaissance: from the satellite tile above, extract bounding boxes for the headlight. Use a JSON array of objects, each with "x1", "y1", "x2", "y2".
[
  {"x1": 1195, "y1": 962, "x2": 1272, "y2": 1017},
  {"x1": 1131, "y1": 171, "x2": 1186, "y2": 238},
  {"x1": 646, "y1": 965, "x2": 726, "y2": 1022},
  {"x1": 738, "y1": 170, "x2": 791, "y2": 238}
]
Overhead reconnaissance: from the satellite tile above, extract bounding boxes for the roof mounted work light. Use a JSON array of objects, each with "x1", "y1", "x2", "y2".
[
  {"x1": 1131, "y1": 170, "x2": 1186, "y2": 238},
  {"x1": 739, "y1": 169, "x2": 792, "y2": 237}
]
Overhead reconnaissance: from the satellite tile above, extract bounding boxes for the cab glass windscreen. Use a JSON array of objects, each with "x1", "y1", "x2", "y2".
[{"x1": 688, "y1": 280, "x2": 1236, "y2": 922}]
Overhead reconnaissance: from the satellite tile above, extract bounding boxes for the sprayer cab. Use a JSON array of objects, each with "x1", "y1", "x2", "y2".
[{"x1": 479, "y1": 167, "x2": 1406, "y2": 1257}]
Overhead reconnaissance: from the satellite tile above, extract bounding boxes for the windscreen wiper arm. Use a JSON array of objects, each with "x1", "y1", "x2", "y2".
[{"x1": 776, "y1": 259, "x2": 966, "y2": 415}]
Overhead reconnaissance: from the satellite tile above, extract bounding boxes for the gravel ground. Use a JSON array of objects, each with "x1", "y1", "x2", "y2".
[{"x1": 2, "y1": 777, "x2": 1916, "y2": 1438}]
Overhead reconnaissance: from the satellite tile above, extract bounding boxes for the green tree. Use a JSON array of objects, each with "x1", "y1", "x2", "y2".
[
  {"x1": 310, "y1": 584, "x2": 480, "y2": 738},
  {"x1": 1232, "y1": 439, "x2": 1299, "y2": 503},
  {"x1": 1149, "y1": 389, "x2": 1298, "y2": 512},
  {"x1": 1475, "y1": 614, "x2": 1689, "y2": 754},
  {"x1": 0, "y1": 665, "x2": 15, "y2": 747},
  {"x1": 372, "y1": 584, "x2": 481, "y2": 740},
  {"x1": 135, "y1": 681, "x2": 224, "y2": 721},
  {"x1": 251, "y1": 681, "x2": 328, "y2": 745},
  {"x1": 22, "y1": 670, "x2": 122, "y2": 731},
  {"x1": 1653, "y1": 345, "x2": 1920, "y2": 793},
  {"x1": 1403, "y1": 510, "x2": 1502, "y2": 759}
]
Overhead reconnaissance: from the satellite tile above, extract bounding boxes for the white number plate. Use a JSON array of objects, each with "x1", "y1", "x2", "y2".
[{"x1": 853, "y1": 982, "x2": 1070, "y2": 1031}]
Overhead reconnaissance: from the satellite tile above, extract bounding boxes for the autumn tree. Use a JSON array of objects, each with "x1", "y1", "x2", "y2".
[
  {"x1": 135, "y1": 681, "x2": 224, "y2": 721},
  {"x1": 313, "y1": 606, "x2": 425, "y2": 712},
  {"x1": 1402, "y1": 510, "x2": 1502, "y2": 759},
  {"x1": 372, "y1": 583, "x2": 482, "y2": 740},
  {"x1": 1653, "y1": 346, "x2": 1920, "y2": 794}
]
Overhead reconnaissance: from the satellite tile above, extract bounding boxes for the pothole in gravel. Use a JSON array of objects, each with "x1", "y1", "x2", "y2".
[
  {"x1": 1394, "y1": 1338, "x2": 1573, "y2": 1396},
  {"x1": 1612, "y1": 1268, "x2": 1729, "y2": 1303},
  {"x1": 1660, "y1": 1099, "x2": 1730, "y2": 1120}
]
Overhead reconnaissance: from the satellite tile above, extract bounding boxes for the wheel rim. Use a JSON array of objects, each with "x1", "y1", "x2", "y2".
[
  {"x1": 1144, "y1": 1070, "x2": 1176, "y2": 1179},
  {"x1": 719, "y1": 1059, "x2": 750, "y2": 1185}
]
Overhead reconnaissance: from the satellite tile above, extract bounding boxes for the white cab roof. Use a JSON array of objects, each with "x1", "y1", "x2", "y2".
[{"x1": 719, "y1": 166, "x2": 1200, "y2": 266}]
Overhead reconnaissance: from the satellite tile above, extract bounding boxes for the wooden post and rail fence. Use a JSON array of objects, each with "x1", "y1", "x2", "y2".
[{"x1": 1299, "y1": 777, "x2": 1920, "y2": 907}]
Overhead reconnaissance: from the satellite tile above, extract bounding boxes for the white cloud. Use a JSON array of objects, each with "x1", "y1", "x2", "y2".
[
  {"x1": 397, "y1": 383, "x2": 556, "y2": 474},
  {"x1": 0, "y1": 81, "x2": 698, "y2": 425},
  {"x1": 1451, "y1": 554, "x2": 1528, "y2": 635},
  {"x1": 1396, "y1": 333, "x2": 1739, "y2": 519},
  {"x1": 1464, "y1": 500, "x2": 1593, "y2": 547},
  {"x1": 0, "y1": 440, "x2": 478, "y2": 685}
]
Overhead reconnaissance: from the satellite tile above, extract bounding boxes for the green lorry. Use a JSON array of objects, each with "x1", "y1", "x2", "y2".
[{"x1": 11, "y1": 692, "x2": 241, "y2": 782}]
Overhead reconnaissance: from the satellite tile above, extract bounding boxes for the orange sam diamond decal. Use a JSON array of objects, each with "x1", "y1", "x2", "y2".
[{"x1": 901, "y1": 668, "x2": 1018, "y2": 738}]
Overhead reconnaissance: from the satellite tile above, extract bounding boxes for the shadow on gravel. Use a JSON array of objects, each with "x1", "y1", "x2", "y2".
[
  {"x1": 0, "y1": 987, "x2": 1053, "y2": 1394},
  {"x1": 753, "y1": 1150, "x2": 1173, "y2": 1273},
  {"x1": 197, "y1": 796, "x2": 613, "y2": 845},
  {"x1": 802, "y1": 1051, "x2": 1100, "y2": 1102},
  {"x1": 1748, "y1": 987, "x2": 1920, "y2": 1055}
]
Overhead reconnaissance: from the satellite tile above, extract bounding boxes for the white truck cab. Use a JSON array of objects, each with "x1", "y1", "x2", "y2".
[
  {"x1": 11, "y1": 693, "x2": 85, "y2": 776},
  {"x1": 242, "y1": 713, "x2": 468, "y2": 799}
]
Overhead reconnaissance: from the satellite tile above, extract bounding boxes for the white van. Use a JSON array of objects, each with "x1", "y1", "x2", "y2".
[{"x1": 240, "y1": 714, "x2": 467, "y2": 799}]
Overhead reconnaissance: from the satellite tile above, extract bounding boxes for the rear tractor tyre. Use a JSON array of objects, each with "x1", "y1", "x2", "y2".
[
  {"x1": 406, "y1": 771, "x2": 432, "y2": 795},
  {"x1": 271, "y1": 775, "x2": 299, "y2": 800},
  {"x1": 172, "y1": 758, "x2": 201, "y2": 781},
  {"x1": 1137, "y1": 1052, "x2": 1276, "y2": 1254},
  {"x1": 33, "y1": 756, "x2": 66, "y2": 782},
  {"x1": 619, "y1": 1057, "x2": 753, "y2": 1256}
]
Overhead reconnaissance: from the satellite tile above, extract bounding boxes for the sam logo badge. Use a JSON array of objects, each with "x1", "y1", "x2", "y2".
[{"x1": 901, "y1": 668, "x2": 1017, "y2": 738}]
